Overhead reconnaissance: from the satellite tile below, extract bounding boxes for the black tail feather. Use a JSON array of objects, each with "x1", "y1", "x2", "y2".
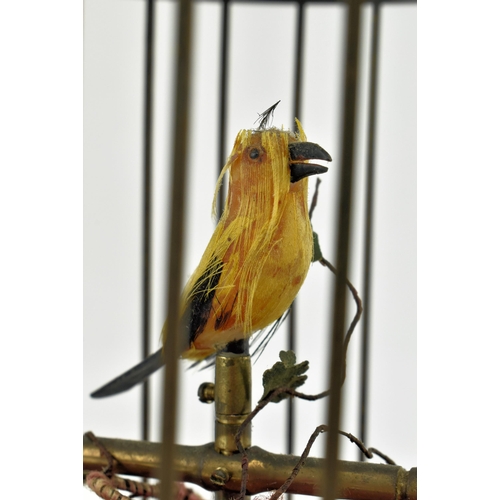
[{"x1": 90, "y1": 349, "x2": 164, "y2": 398}]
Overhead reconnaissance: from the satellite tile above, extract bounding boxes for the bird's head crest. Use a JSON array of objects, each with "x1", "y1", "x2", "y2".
[{"x1": 255, "y1": 101, "x2": 281, "y2": 130}]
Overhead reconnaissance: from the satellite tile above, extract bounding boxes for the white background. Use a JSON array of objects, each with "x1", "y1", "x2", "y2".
[
  {"x1": 82, "y1": 1, "x2": 416, "y2": 498},
  {"x1": 5, "y1": 1, "x2": 500, "y2": 499}
]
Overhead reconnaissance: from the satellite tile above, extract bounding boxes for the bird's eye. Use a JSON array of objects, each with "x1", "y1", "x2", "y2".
[{"x1": 249, "y1": 148, "x2": 260, "y2": 160}]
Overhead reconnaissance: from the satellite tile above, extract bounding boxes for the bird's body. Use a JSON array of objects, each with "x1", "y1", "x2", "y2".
[
  {"x1": 179, "y1": 125, "x2": 315, "y2": 359},
  {"x1": 91, "y1": 118, "x2": 331, "y2": 398}
]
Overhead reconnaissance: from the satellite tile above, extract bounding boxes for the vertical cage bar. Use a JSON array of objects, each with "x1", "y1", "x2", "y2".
[
  {"x1": 292, "y1": 0, "x2": 305, "y2": 131},
  {"x1": 359, "y1": 0, "x2": 381, "y2": 461},
  {"x1": 141, "y1": 0, "x2": 156, "y2": 443},
  {"x1": 286, "y1": 0, "x2": 306, "y2": 463},
  {"x1": 160, "y1": 0, "x2": 193, "y2": 498},
  {"x1": 217, "y1": 0, "x2": 230, "y2": 220},
  {"x1": 324, "y1": 0, "x2": 362, "y2": 498}
]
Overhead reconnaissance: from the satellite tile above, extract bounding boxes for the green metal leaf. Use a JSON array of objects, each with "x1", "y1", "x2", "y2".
[
  {"x1": 312, "y1": 231, "x2": 323, "y2": 262},
  {"x1": 261, "y1": 350, "x2": 309, "y2": 403}
]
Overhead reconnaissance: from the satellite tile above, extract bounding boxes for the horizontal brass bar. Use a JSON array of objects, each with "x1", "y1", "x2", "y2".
[{"x1": 83, "y1": 435, "x2": 416, "y2": 500}]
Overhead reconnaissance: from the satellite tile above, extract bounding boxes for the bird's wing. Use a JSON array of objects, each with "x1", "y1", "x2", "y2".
[{"x1": 90, "y1": 349, "x2": 164, "y2": 398}]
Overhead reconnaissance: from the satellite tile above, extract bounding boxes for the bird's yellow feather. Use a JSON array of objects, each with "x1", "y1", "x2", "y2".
[
  {"x1": 163, "y1": 121, "x2": 316, "y2": 360},
  {"x1": 90, "y1": 117, "x2": 331, "y2": 398}
]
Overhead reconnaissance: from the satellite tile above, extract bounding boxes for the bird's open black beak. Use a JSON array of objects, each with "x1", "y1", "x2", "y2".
[{"x1": 289, "y1": 142, "x2": 332, "y2": 183}]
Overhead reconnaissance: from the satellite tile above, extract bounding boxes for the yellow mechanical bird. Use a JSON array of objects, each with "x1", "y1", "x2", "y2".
[{"x1": 91, "y1": 114, "x2": 331, "y2": 398}]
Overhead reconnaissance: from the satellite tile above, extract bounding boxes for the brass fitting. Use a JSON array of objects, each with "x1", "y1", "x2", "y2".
[
  {"x1": 210, "y1": 467, "x2": 231, "y2": 486},
  {"x1": 198, "y1": 382, "x2": 215, "y2": 403},
  {"x1": 214, "y1": 353, "x2": 252, "y2": 455}
]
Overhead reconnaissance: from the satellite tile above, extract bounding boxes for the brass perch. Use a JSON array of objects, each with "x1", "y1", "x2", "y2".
[{"x1": 83, "y1": 435, "x2": 416, "y2": 500}]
